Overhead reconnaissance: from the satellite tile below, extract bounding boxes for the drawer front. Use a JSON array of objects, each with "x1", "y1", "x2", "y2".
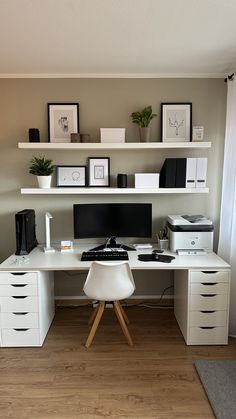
[
  {"x1": 190, "y1": 294, "x2": 228, "y2": 311},
  {"x1": 189, "y1": 326, "x2": 228, "y2": 345},
  {"x1": 0, "y1": 272, "x2": 37, "y2": 285},
  {"x1": 0, "y1": 312, "x2": 39, "y2": 328},
  {"x1": 0, "y1": 284, "x2": 37, "y2": 297},
  {"x1": 190, "y1": 271, "x2": 229, "y2": 283},
  {"x1": 0, "y1": 296, "x2": 38, "y2": 312},
  {"x1": 189, "y1": 310, "x2": 228, "y2": 327},
  {"x1": 191, "y1": 282, "x2": 228, "y2": 295},
  {"x1": 1, "y1": 328, "x2": 40, "y2": 347}
]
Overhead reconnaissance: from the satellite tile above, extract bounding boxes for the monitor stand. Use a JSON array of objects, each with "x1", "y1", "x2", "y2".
[{"x1": 89, "y1": 236, "x2": 135, "y2": 251}]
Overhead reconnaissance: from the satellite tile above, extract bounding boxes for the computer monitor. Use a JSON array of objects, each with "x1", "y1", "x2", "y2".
[{"x1": 73, "y1": 203, "x2": 152, "y2": 250}]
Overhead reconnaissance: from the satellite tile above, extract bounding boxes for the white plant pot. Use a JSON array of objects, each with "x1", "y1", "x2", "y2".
[{"x1": 37, "y1": 176, "x2": 52, "y2": 189}]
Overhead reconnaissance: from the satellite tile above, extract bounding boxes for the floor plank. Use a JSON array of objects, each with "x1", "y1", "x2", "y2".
[{"x1": 1, "y1": 306, "x2": 236, "y2": 418}]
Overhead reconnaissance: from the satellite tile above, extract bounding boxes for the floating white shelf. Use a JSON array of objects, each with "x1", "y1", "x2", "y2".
[
  {"x1": 21, "y1": 187, "x2": 209, "y2": 195},
  {"x1": 18, "y1": 141, "x2": 211, "y2": 150}
]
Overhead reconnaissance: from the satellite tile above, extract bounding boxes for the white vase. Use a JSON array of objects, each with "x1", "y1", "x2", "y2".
[{"x1": 37, "y1": 176, "x2": 52, "y2": 188}]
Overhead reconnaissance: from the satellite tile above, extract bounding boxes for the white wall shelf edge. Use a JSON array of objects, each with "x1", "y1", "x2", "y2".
[
  {"x1": 21, "y1": 187, "x2": 209, "y2": 195},
  {"x1": 18, "y1": 141, "x2": 212, "y2": 150}
]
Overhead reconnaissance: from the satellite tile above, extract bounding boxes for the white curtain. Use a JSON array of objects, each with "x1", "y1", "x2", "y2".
[{"x1": 218, "y1": 76, "x2": 236, "y2": 336}]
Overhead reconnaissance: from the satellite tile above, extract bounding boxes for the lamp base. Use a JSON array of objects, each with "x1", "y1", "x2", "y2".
[{"x1": 44, "y1": 247, "x2": 55, "y2": 253}]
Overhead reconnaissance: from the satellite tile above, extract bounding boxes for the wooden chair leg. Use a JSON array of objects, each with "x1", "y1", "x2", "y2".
[
  {"x1": 114, "y1": 301, "x2": 133, "y2": 346},
  {"x1": 85, "y1": 302, "x2": 105, "y2": 348},
  {"x1": 117, "y1": 301, "x2": 130, "y2": 324},
  {"x1": 88, "y1": 304, "x2": 99, "y2": 326}
]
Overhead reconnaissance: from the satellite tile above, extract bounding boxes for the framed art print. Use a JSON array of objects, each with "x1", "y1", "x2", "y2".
[
  {"x1": 56, "y1": 165, "x2": 86, "y2": 187},
  {"x1": 48, "y1": 103, "x2": 79, "y2": 143},
  {"x1": 88, "y1": 157, "x2": 110, "y2": 187},
  {"x1": 161, "y1": 103, "x2": 192, "y2": 142}
]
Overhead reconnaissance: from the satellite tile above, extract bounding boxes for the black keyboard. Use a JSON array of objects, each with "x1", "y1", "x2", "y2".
[{"x1": 81, "y1": 250, "x2": 129, "y2": 261}]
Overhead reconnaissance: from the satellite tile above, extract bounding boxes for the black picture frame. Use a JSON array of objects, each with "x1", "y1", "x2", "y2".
[
  {"x1": 48, "y1": 103, "x2": 79, "y2": 143},
  {"x1": 161, "y1": 102, "x2": 192, "y2": 142},
  {"x1": 56, "y1": 165, "x2": 86, "y2": 187},
  {"x1": 88, "y1": 157, "x2": 110, "y2": 187}
]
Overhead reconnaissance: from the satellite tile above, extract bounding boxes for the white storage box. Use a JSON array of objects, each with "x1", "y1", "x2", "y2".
[
  {"x1": 135, "y1": 173, "x2": 159, "y2": 189},
  {"x1": 100, "y1": 128, "x2": 125, "y2": 143}
]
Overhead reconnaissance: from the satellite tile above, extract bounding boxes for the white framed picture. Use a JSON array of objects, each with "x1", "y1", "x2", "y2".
[
  {"x1": 161, "y1": 103, "x2": 192, "y2": 142},
  {"x1": 56, "y1": 165, "x2": 86, "y2": 187},
  {"x1": 88, "y1": 157, "x2": 110, "y2": 187},
  {"x1": 48, "y1": 103, "x2": 79, "y2": 143}
]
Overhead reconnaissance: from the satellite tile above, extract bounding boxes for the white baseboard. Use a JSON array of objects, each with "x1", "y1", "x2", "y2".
[{"x1": 54, "y1": 294, "x2": 173, "y2": 300}]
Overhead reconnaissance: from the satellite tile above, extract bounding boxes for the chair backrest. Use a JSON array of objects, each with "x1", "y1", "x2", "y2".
[{"x1": 83, "y1": 261, "x2": 136, "y2": 301}]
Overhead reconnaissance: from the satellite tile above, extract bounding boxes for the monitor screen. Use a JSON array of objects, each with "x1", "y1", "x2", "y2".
[{"x1": 73, "y1": 203, "x2": 152, "y2": 239}]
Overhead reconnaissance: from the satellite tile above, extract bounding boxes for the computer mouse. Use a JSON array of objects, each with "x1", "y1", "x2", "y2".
[{"x1": 152, "y1": 253, "x2": 159, "y2": 260}]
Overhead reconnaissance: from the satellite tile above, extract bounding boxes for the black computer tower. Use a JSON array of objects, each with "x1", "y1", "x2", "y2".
[{"x1": 15, "y1": 209, "x2": 38, "y2": 255}]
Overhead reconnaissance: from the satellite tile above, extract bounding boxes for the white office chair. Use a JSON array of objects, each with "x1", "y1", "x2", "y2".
[{"x1": 83, "y1": 261, "x2": 136, "y2": 348}]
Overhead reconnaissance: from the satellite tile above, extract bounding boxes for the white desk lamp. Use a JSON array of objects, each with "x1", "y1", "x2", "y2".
[{"x1": 44, "y1": 212, "x2": 55, "y2": 253}]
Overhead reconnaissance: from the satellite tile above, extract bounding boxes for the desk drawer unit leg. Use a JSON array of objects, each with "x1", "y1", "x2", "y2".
[
  {"x1": 0, "y1": 271, "x2": 55, "y2": 347},
  {"x1": 174, "y1": 269, "x2": 230, "y2": 345}
]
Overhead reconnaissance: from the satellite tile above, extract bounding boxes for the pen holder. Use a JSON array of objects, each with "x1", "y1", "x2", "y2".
[{"x1": 157, "y1": 238, "x2": 169, "y2": 250}]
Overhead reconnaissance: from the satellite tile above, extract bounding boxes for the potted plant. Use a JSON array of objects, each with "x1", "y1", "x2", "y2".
[
  {"x1": 29, "y1": 155, "x2": 55, "y2": 188},
  {"x1": 131, "y1": 105, "x2": 157, "y2": 142}
]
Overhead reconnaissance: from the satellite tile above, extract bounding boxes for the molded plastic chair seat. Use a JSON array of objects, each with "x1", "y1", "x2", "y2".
[{"x1": 83, "y1": 261, "x2": 136, "y2": 347}]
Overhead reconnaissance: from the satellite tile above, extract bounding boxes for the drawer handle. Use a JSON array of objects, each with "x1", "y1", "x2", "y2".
[
  {"x1": 10, "y1": 273, "x2": 27, "y2": 276},
  {"x1": 200, "y1": 294, "x2": 216, "y2": 297},
  {"x1": 13, "y1": 328, "x2": 29, "y2": 332},
  {"x1": 200, "y1": 310, "x2": 216, "y2": 313},
  {"x1": 11, "y1": 284, "x2": 27, "y2": 287},
  {"x1": 12, "y1": 296, "x2": 27, "y2": 299},
  {"x1": 201, "y1": 271, "x2": 217, "y2": 274},
  {"x1": 13, "y1": 312, "x2": 28, "y2": 315},
  {"x1": 201, "y1": 283, "x2": 217, "y2": 286},
  {"x1": 199, "y1": 327, "x2": 215, "y2": 330}
]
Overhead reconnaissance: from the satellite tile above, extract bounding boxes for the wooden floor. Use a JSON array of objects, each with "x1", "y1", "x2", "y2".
[{"x1": 1, "y1": 306, "x2": 236, "y2": 419}]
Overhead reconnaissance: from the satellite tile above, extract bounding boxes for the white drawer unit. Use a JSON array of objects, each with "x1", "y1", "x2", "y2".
[
  {"x1": 0, "y1": 272, "x2": 37, "y2": 285},
  {"x1": 0, "y1": 271, "x2": 55, "y2": 347},
  {"x1": 174, "y1": 268, "x2": 230, "y2": 345},
  {"x1": 189, "y1": 310, "x2": 228, "y2": 327},
  {"x1": 190, "y1": 270, "x2": 229, "y2": 283},
  {"x1": 0, "y1": 312, "x2": 39, "y2": 328},
  {"x1": 189, "y1": 326, "x2": 228, "y2": 345},
  {"x1": 1, "y1": 328, "x2": 40, "y2": 347},
  {"x1": 191, "y1": 282, "x2": 228, "y2": 295},
  {"x1": 190, "y1": 294, "x2": 228, "y2": 311},
  {"x1": 0, "y1": 284, "x2": 37, "y2": 296},
  {"x1": 0, "y1": 296, "x2": 39, "y2": 312}
]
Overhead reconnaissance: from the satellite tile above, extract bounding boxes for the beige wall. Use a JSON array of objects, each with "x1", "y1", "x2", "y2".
[{"x1": 0, "y1": 78, "x2": 226, "y2": 297}]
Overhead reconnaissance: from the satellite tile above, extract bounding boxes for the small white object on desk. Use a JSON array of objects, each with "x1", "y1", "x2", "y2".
[
  {"x1": 134, "y1": 244, "x2": 153, "y2": 249},
  {"x1": 61, "y1": 240, "x2": 73, "y2": 252},
  {"x1": 44, "y1": 212, "x2": 55, "y2": 253}
]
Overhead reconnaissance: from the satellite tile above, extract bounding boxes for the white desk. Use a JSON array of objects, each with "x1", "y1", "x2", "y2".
[{"x1": 0, "y1": 245, "x2": 231, "y2": 347}]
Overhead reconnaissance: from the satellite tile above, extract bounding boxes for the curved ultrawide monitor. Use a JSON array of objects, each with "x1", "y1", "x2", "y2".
[{"x1": 73, "y1": 203, "x2": 152, "y2": 239}]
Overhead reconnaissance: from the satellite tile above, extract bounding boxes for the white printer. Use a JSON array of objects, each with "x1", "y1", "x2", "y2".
[{"x1": 167, "y1": 214, "x2": 214, "y2": 253}]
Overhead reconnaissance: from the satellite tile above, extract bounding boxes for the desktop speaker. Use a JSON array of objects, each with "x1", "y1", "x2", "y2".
[
  {"x1": 117, "y1": 174, "x2": 127, "y2": 188},
  {"x1": 15, "y1": 209, "x2": 38, "y2": 255},
  {"x1": 28, "y1": 128, "x2": 40, "y2": 142}
]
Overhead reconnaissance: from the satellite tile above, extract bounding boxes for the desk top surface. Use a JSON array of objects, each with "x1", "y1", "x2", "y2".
[{"x1": 0, "y1": 245, "x2": 230, "y2": 272}]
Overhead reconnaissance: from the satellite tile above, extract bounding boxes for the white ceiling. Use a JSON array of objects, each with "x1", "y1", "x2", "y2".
[{"x1": 0, "y1": 0, "x2": 236, "y2": 77}]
